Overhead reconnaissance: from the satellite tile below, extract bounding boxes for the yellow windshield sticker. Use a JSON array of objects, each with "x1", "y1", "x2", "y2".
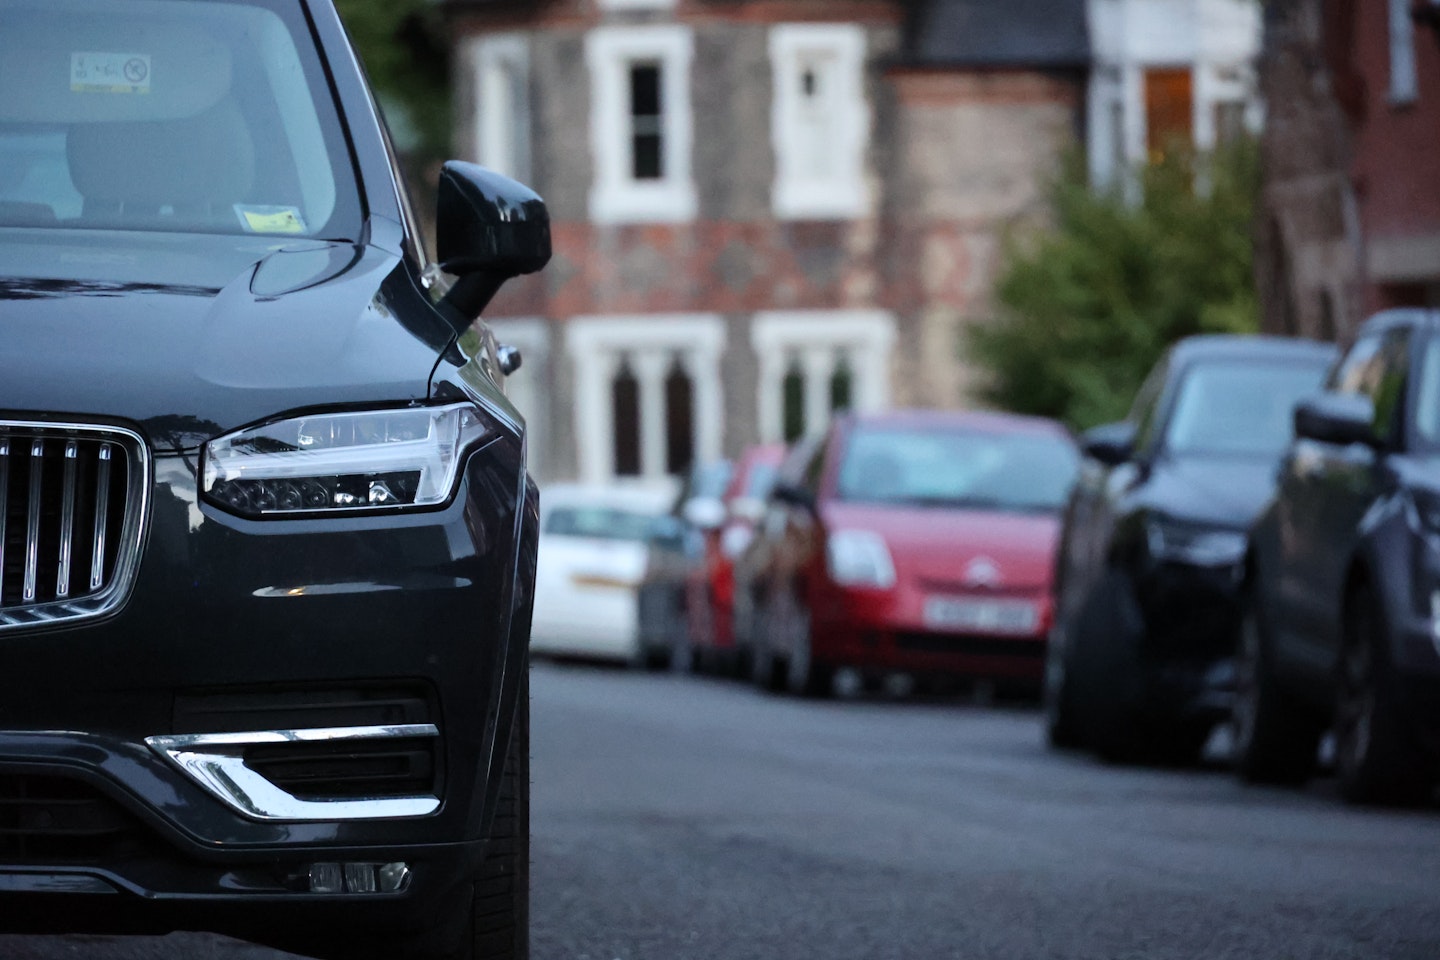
[
  {"x1": 235, "y1": 205, "x2": 308, "y2": 235},
  {"x1": 71, "y1": 53, "x2": 151, "y2": 94}
]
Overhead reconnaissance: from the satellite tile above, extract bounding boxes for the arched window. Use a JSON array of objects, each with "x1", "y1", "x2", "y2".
[{"x1": 664, "y1": 354, "x2": 694, "y2": 475}]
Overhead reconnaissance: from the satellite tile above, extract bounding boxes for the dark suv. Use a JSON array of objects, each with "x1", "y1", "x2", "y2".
[
  {"x1": 0, "y1": 1, "x2": 547, "y2": 957},
  {"x1": 1046, "y1": 336, "x2": 1335, "y2": 763},
  {"x1": 1238, "y1": 310, "x2": 1440, "y2": 805}
]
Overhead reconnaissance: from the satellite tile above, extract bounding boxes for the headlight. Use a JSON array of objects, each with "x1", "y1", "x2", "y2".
[
  {"x1": 826, "y1": 529, "x2": 897, "y2": 589},
  {"x1": 1145, "y1": 516, "x2": 1246, "y2": 567},
  {"x1": 202, "y1": 402, "x2": 491, "y2": 517}
]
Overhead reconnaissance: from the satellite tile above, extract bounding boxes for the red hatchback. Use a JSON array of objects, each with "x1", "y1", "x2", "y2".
[{"x1": 749, "y1": 410, "x2": 1079, "y2": 696}]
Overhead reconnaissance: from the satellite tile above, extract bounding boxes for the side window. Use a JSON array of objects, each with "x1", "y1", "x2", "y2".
[
  {"x1": 1129, "y1": 356, "x2": 1170, "y2": 454},
  {"x1": 1333, "y1": 330, "x2": 1410, "y2": 444}
]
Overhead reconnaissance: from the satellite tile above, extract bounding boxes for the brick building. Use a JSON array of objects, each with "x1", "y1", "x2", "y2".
[
  {"x1": 1257, "y1": 0, "x2": 1440, "y2": 342},
  {"x1": 444, "y1": 0, "x2": 1090, "y2": 484}
]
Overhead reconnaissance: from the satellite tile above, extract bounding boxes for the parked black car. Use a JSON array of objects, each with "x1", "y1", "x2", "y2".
[
  {"x1": 1046, "y1": 336, "x2": 1336, "y2": 762},
  {"x1": 0, "y1": 1, "x2": 547, "y2": 957},
  {"x1": 1238, "y1": 310, "x2": 1440, "y2": 804}
]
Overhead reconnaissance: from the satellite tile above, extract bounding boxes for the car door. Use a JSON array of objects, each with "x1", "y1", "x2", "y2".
[{"x1": 1281, "y1": 328, "x2": 1410, "y2": 676}]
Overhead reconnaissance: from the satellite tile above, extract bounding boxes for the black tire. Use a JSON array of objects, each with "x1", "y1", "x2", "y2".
[
  {"x1": 1067, "y1": 570, "x2": 1148, "y2": 763},
  {"x1": 449, "y1": 665, "x2": 530, "y2": 960},
  {"x1": 749, "y1": 597, "x2": 784, "y2": 692},
  {"x1": 1043, "y1": 620, "x2": 1084, "y2": 750},
  {"x1": 1232, "y1": 595, "x2": 1321, "y2": 785},
  {"x1": 1335, "y1": 586, "x2": 1435, "y2": 806}
]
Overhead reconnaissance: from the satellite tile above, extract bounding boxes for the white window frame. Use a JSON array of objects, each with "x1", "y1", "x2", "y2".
[
  {"x1": 469, "y1": 34, "x2": 531, "y2": 182},
  {"x1": 597, "y1": 0, "x2": 674, "y2": 9},
  {"x1": 566, "y1": 315, "x2": 725, "y2": 483},
  {"x1": 769, "y1": 24, "x2": 870, "y2": 220},
  {"x1": 586, "y1": 25, "x2": 697, "y2": 225},
  {"x1": 751, "y1": 310, "x2": 895, "y2": 443}
]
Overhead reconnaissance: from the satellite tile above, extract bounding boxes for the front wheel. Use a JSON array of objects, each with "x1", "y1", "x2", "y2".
[
  {"x1": 1231, "y1": 596, "x2": 1321, "y2": 786},
  {"x1": 1043, "y1": 621, "x2": 1084, "y2": 750},
  {"x1": 784, "y1": 608, "x2": 831, "y2": 698},
  {"x1": 1335, "y1": 586, "x2": 1434, "y2": 806}
]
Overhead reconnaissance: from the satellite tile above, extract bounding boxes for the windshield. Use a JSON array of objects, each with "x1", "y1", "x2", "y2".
[
  {"x1": 0, "y1": 0, "x2": 361, "y2": 239},
  {"x1": 1166, "y1": 359, "x2": 1329, "y2": 457},
  {"x1": 835, "y1": 426, "x2": 1079, "y2": 513},
  {"x1": 544, "y1": 506, "x2": 656, "y2": 543}
]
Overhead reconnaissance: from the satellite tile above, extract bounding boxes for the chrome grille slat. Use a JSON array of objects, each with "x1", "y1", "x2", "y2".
[
  {"x1": 0, "y1": 438, "x2": 8, "y2": 605},
  {"x1": 0, "y1": 422, "x2": 149, "y2": 633},
  {"x1": 56, "y1": 441, "x2": 77, "y2": 599},
  {"x1": 22, "y1": 439, "x2": 43, "y2": 603},
  {"x1": 91, "y1": 444, "x2": 111, "y2": 592}
]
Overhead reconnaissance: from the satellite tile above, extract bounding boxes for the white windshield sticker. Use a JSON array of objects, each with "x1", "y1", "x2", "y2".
[
  {"x1": 235, "y1": 205, "x2": 308, "y2": 235},
  {"x1": 71, "y1": 53, "x2": 152, "y2": 94}
]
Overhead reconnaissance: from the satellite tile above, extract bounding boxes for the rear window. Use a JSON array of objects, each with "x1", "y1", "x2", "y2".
[
  {"x1": 0, "y1": 0, "x2": 361, "y2": 239},
  {"x1": 544, "y1": 507, "x2": 656, "y2": 542},
  {"x1": 836, "y1": 426, "x2": 1079, "y2": 514}
]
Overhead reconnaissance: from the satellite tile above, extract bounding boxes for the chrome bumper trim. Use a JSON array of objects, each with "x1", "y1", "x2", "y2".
[{"x1": 145, "y1": 724, "x2": 440, "y2": 822}]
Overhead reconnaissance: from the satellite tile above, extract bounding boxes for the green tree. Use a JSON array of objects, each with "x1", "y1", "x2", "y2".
[
  {"x1": 333, "y1": 0, "x2": 451, "y2": 164},
  {"x1": 968, "y1": 143, "x2": 1261, "y2": 430}
]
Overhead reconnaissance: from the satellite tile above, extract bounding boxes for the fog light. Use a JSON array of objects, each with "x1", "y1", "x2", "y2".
[
  {"x1": 344, "y1": 863, "x2": 377, "y2": 894},
  {"x1": 378, "y1": 862, "x2": 412, "y2": 893},
  {"x1": 309, "y1": 862, "x2": 343, "y2": 894}
]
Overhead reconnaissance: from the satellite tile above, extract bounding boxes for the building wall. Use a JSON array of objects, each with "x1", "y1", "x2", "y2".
[{"x1": 450, "y1": 0, "x2": 1082, "y2": 483}]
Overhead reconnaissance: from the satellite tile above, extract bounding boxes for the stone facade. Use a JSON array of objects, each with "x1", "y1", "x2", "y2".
[{"x1": 446, "y1": 0, "x2": 1086, "y2": 484}]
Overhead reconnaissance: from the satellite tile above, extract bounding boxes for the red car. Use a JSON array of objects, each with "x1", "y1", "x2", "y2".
[
  {"x1": 684, "y1": 443, "x2": 787, "y2": 671},
  {"x1": 749, "y1": 410, "x2": 1079, "y2": 696}
]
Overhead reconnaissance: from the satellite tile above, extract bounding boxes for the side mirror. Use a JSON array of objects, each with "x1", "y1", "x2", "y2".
[
  {"x1": 1293, "y1": 392, "x2": 1378, "y2": 447},
  {"x1": 496, "y1": 344, "x2": 523, "y2": 376},
  {"x1": 436, "y1": 161, "x2": 551, "y2": 321},
  {"x1": 1081, "y1": 421, "x2": 1137, "y2": 468},
  {"x1": 772, "y1": 481, "x2": 816, "y2": 512}
]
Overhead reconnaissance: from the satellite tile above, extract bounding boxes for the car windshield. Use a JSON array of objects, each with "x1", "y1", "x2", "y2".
[
  {"x1": 1165, "y1": 359, "x2": 1329, "y2": 457},
  {"x1": 0, "y1": 0, "x2": 361, "y2": 239},
  {"x1": 835, "y1": 425, "x2": 1079, "y2": 513},
  {"x1": 544, "y1": 506, "x2": 656, "y2": 542}
]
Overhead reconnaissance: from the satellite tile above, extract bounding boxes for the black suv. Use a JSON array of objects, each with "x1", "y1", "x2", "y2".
[
  {"x1": 1238, "y1": 310, "x2": 1440, "y2": 804},
  {"x1": 0, "y1": 1, "x2": 547, "y2": 957},
  {"x1": 1046, "y1": 336, "x2": 1335, "y2": 763}
]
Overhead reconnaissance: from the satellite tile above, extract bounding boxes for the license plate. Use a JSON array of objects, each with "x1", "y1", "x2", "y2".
[{"x1": 923, "y1": 597, "x2": 1038, "y2": 635}]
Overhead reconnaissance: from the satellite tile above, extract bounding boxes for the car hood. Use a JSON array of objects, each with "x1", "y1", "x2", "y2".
[
  {"x1": 0, "y1": 228, "x2": 451, "y2": 452},
  {"x1": 822, "y1": 501, "x2": 1061, "y2": 592},
  {"x1": 1145, "y1": 454, "x2": 1279, "y2": 528}
]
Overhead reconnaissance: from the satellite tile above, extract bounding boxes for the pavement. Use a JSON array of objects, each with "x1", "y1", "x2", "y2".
[{"x1": 4, "y1": 661, "x2": 1439, "y2": 959}]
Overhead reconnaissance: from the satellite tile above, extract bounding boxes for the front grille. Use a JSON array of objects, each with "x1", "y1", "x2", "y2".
[
  {"x1": 0, "y1": 421, "x2": 148, "y2": 631},
  {"x1": 895, "y1": 632, "x2": 1046, "y2": 659},
  {"x1": 0, "y1": 774, "x2": 144, "y2": 864}
]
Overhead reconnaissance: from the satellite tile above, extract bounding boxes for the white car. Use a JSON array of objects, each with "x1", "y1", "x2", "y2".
[{"x1": 531, "y1": 484, "x2": 675, "y2": 662}]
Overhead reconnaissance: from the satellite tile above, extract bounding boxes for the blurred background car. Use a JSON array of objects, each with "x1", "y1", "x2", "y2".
[
  {"x1": 747, "y1": 410, "x2": 1079, "y2": 697},
  {"x1": 682, "y1": 443, "x2": 787, "y2": 674},
  {"x1": 532, "y1": 484, "x2": 674, "y2": 665},
  {"x1": 1237, "y1": 310, "x2": 1440, "y2": 804},
  {"x1": 1047, "y1": 335, "x2": 1337, "y2": 763}
]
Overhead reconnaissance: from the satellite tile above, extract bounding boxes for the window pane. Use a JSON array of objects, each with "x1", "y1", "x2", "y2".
[
  {"x1": 633, "y1": 133, "x2": 663, "y2": 180},
  {"x1": 1144, "y1": 67, "x2": 1192, "y2": 162},
  {"x1": 629, "y1": 63, "x2": 661, "y2": 117},
  {"x1": 664, "y1": 358, "x2": 694, "y2": 476},
  {"x1": 783, "y1": 361, "x2": 805, "y2": 442},
  {"x1": 612, "y1": 359, "x2": 641, "y2": 477}
]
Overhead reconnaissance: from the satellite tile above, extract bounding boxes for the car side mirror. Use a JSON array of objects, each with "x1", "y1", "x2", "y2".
[
  {"x1": 772, "y1": 481, "x2": 816, "y2": 512},
  {"x1": 1080, "y1": 421, "x2": 1136, "y2": 467},
  {"x1": 436, "y1": 161, "x2": 552, "y2": 322},
  {"x1": 1293, "y1": 392, "x2": 1378, "y2": 448}
]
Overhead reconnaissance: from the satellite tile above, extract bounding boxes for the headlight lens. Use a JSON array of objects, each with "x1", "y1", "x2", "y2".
[
  {"x1": 202, "y1": 402, "x2": 491, "y2": 517},
  {"x1": 826, "y1": 529, "x2": 897, "y2": 589},
  {"x1": 1145, "y1": 516, "x2": 1247, "y2": 567}
]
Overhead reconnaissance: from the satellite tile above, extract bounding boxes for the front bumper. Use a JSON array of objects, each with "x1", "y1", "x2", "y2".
[
  {"x1": 809, "y1": 581, "x2": 1048, "y2": 682},
  {"x1": 0, "y1": 430, "x2": 536, "y2": 937},
  {"x1": 1132, "y1": 559, "x2": 1245, "y2": 720}
]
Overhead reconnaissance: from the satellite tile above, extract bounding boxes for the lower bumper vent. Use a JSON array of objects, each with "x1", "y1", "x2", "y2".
[{"x1": 0, "y1": 774, "x2": 142, "y2": 864}]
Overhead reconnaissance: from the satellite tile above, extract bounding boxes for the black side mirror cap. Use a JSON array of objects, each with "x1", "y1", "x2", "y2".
[
  {"x1": 1293, "y1": 392, "x2": 1378, "y2": 447},
  {"x1": 436, "y1": 161, "x2": 551, "y2": 321},
  {"x1": 1080, "y1": 421, "x2": 1137, "y2": 467}
]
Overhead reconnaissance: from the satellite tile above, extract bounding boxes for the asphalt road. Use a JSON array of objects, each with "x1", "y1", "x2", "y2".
[{"x1": 4, "y1": 661, "x2": 1439, "y2": 959}]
